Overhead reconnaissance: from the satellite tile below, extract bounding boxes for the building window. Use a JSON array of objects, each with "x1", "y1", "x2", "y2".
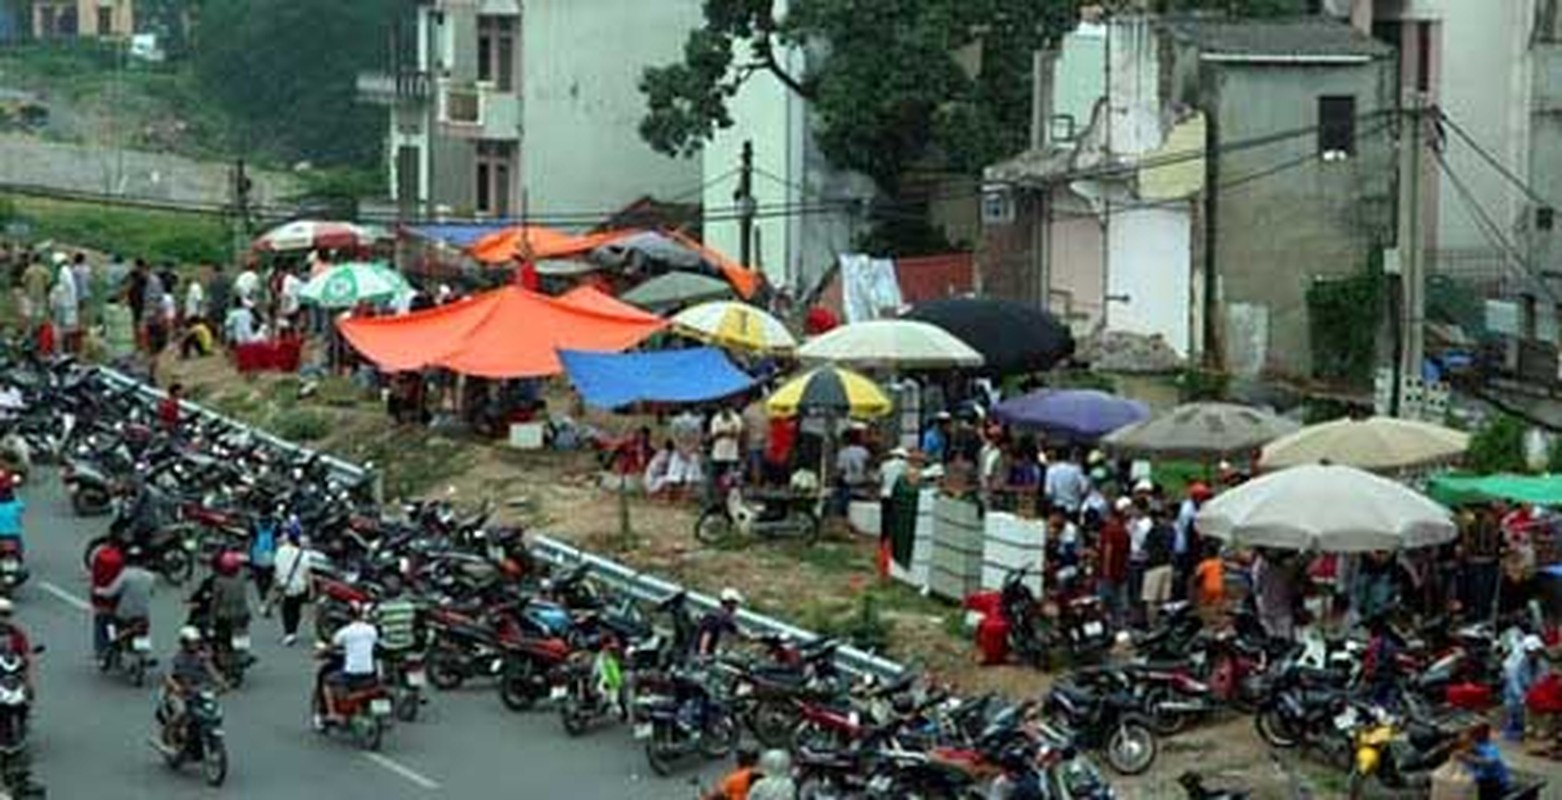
[
  {"x1": 477, "y1": 15, "x2": 516, "y2": 92},
  {"x1": 444, "y1": 86, "x2": 480, "y2": 124},
  {"x1": 97, "y1": 5, "x2": 113, "y2": 36},
  {"x1": 1318, "y1": 95, "x2": 1356, "y2": 161},
  {"x1": 475, "y1": 141, "x2": 514, "y2": 217},
  {"x1": 396, "y1": 145, "x2": 420, "y2": 210},
  {"x1": 981, "y1": 185, "x2": 1015, "y2": 226}
]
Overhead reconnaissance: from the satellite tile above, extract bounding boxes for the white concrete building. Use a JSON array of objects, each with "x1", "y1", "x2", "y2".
[{"x1": 361, "y1": 0, "x2": 701, "y2": 222}]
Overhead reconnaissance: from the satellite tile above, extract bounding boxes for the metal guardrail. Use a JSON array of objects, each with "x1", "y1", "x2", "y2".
[{"x1": 96, "y1": 366, "x2": 905, "y2": 682}]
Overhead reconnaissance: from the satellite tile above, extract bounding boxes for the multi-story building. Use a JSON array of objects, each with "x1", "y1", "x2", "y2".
[
  {"x1": 31, "y1": 0, "x2": 133, "y2": 39},
  {"x1": 360, "y1": 0, "x2": 701, "y2": 223}
]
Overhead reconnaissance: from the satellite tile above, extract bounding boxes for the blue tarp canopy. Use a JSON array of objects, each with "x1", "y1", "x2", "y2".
[
  {"x1": 405, "y1": 223, "x2": 511, "y2": 248},
  {"x1": 559, "y1": 348, "x2": 754, "y2": 409}
]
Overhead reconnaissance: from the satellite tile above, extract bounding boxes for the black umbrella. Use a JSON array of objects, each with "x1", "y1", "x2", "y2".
[{"x1": 903, "y1": 298, "x2": 1075, "y2": 375}]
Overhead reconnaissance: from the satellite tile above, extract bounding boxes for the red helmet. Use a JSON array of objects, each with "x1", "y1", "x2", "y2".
[
  {"x1": 215, "y1": 550, "x2": 243, "y2": 576},
  {"x1": 1188, "y1": 482, "x2": 1213, "y2": 502}
]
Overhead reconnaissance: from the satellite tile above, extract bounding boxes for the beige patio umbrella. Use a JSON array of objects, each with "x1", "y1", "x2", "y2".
[
  {"x1": 1101, "y1": 402, "x2": 1299, "y2": 460},
  {"x1": 1259, "y1": 416, "x2": 1469, "y2": 472},
  {"x1": 797, "y1": 319, "x2": 984, "y2": 370},
  {"x1": 1196, "y1": 464, "x2": 1457, "y2": 552}
]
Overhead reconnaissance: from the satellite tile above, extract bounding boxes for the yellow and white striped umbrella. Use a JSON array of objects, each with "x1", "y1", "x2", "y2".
[{"x1": 671, "y1": 300, "x2": 797, "y2": 353}]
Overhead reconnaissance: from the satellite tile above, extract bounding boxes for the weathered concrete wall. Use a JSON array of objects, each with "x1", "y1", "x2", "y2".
[
  {"x1": 0, "y1": 133, "x2": 296, "y2": 207},
  {"x1": 1200, "y1": 61, "x2": 1396, "y2": 378}
]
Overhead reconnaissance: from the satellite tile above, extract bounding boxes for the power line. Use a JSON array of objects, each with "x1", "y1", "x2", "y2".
[
  {"x1": 1430, "y1": 144, "x2": 1560, "y2": 303},
  {"x1": 1435, "y1": 107, "x2": 1551, "y2": 211}
]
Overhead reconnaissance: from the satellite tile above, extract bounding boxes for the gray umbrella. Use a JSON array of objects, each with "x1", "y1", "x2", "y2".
[
  {"x1": 590, "y1": 231, "x2": 705, "y2": 271},
  {"x1": 620, "y1": 271, "x2": 732, "y2": 310},
  {"x1": 1100, "y1": 402, "x2": 1299, "y2": 460}
]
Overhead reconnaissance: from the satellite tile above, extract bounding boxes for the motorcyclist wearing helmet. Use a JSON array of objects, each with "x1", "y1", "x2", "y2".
[
  {"x1": 186, "y1": 551, "x2": 251, "y2": 667},
  {"x1": 746, "y1": 750, "x2": 796, "y2": 800},
  {"x1": 0, "y1": 469, "x2": 26, "y2": 556},
  {"x1": 111, "y1": 472, "x2": 163, "y2": 551},
  {"x1": 96, "y1": 545, "x2": 156, "y2": 661},
  {"x1": 695, "y1": 588, "x2": 746, "y2": 659},
  {"x1": 159, "y1": 626, "x2": 224, "y2": 749}
]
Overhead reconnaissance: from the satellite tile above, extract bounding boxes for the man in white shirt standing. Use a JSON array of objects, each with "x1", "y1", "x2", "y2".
[
  {"x1": 278, "y1": 268, "x2": 304, "y2": 331},
  {"x1": 708, "y1": 405, "x2": 744, "y2": 484},
  {"x1": 317, "y1": 603, "x2": 379, "y2": 728},
  {"x1": 233, "y1": 263, "x2": 261, "y2": 306}
]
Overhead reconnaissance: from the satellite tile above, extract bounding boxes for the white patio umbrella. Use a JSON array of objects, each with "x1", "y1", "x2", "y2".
[
  {"x1": 1195, "y1": 464, "x2": 1457, "y2": 553},
  {"x1": 671, "y1": 300, "x2": 796, "y2": 353},
  {"x1": 797, "y1": 319, "x2": 984, "y2": 369},
  {"x1": 253, "y1": 220, "x2": 382, "y2": 253},
  {"x1": 1259, "y1": 416, "x2": 1469, "y2": 472}
]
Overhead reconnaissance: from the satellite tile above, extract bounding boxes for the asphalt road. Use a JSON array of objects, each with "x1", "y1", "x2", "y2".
[{"x1": 16, "y1": 469, "x2": 717, "y2": 799}]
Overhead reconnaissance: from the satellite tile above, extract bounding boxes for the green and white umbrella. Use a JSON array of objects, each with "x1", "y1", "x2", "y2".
[{"x1": 300, "y1": 262, "x2": 411, "y2": 308}]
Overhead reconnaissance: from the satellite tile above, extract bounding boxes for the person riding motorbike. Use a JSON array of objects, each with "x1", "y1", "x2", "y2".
[
  {"x1": 159, "y1": 626, "x2": 224, "y2": 749},
  {"x1": 95, "y1": 546, "x2": 156, "y2": 659},
  {"x1": 111, "y1": 473, "x2": 164, "y2": 551},
  {"x1": 315, "y1": 602, "x2": 379, "y2": 729},
  {"x1": 694, "y1": 588, "x2": 746, "y2": 659},
  {"x1": 746, "y1": 749, "x2": 796, "y2": 800},
  {"x1": 187, "y1": 551, "x2": 252, "y2": 668},
  {"x1": 0, "y1": 471, "x2": 25, "y2": 556},
  {"x1": 0, "y1": 599, "x2": 35, "y2": 701}
]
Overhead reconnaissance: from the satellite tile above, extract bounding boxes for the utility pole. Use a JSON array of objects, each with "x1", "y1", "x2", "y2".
[
  {"x1": 231, "y1": 160, "x2": 251, "y2": 270},
  {"x1": 736, "y1": 140, "x2": 756, "y2": 267},
  {"x1": 1393, "y1": 95, "x2": 1428, "y2": 417}
]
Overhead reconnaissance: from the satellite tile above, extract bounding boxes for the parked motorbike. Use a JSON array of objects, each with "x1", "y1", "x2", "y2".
[
  {"x1": 496, "y1": 634, "x2": 570, "y2": 712},
  {"x1": 556, "y1": 640, "x2": 625, "y2": 736},
  {"x1": 382, "y1": 652, "x2": 429, "y2": 723},
  {"x1": 1044, "y1": 681, "x2": 1159, "y2": 775},
  {"x1": 694, "y1": 473, "x2": 821, "y2": 545},
  {"x1": 155, "y1": 688, "x2": 228, "y2": 787},
  {"x1": 1347, "y1": 707, "x2": 1462, "y2": 798}
]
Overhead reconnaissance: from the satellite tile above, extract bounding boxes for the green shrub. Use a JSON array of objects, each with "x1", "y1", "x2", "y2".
[{"x1": 1468, "y1": 414, "x2": 1528, "y2": 474}]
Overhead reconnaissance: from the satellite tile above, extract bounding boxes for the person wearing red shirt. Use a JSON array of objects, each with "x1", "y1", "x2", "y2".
[
  {"x1": 1096, "y1": 497, "x2": 1133, "y2": 629},
  {"x1": 157, "y1": 383, "x2": 184, "y2": 432},
  {"x1": 89, "y1": 539, "x2": 125, "y2": 658}
]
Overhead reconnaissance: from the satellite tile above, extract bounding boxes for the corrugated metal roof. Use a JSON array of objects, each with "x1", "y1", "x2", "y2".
[{"x1": 1169, "y1": 17, "x2": 1392, "y2": 61}]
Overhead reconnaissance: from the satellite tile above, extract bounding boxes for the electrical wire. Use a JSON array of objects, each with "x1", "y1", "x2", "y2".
[
  {"x1": 1430, "y1": 145, "x2": 1560, "y2": 302},
  {"x1": 1435, "y1": 107, "x2": 1552, "y2": 210}
]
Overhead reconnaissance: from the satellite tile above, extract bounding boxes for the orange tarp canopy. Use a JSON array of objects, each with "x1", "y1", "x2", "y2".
[
  {"x1": 557, "y1": 285, "x2": 665, "y2": 322},
  {"x1": 467, "y1": 225, "x2": 761, "y2": 300},
  {"x1": 337, "y1": 286, "x2": 667, "y2": 378},
  {"x1": 467, "y1": 226, "x2": 634, "y2": 264}
]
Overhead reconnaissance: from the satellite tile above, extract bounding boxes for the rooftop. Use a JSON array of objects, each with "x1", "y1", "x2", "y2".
[{"x1": 1168, "y1": 17, "x2": 1392, "y2": 62}]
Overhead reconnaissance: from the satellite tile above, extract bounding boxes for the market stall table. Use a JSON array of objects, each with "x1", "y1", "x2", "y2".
[{"x1": 233, "y1": 338, "x2": 303, "y2": 374}]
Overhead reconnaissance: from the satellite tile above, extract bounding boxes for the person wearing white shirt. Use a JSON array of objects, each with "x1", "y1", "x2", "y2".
[
  {"x1": 1044, "y1": 449, "x2": 1090, "y2": 516},
  {"x1": 708, "y1": 407, "x2": 744, "y2": 480},
  {"x1": 183, "y1": 278, "x2": 205, "y2": 323},
  {"x1": 224, "y1": 302, "x2": 259, "y2": 345},
  {"x1": 233, "y1": 267, "x2": 261, "y2": 305},
  {"x1": 318, "y1": 605, "x2": 379, "y2": 727},
  {"x1": 279, "y1": 270, "x2": 303, "y2": 325},
  {"x1": 271, "y1": 533, "x2": 317, "y2": 646}
]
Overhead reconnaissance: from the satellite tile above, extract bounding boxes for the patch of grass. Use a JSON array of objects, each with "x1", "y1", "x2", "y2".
[
  {"x1": 270, "y1": 409, "x2": 331, "y2": 443},
  {"x1": 2, "y1": 194, "x2": 229, "y2": 264},
  {"x1": 784, "y1": 541, "x2": 872, "y2": 575},
  {"x1": 357, "y1": 431, "x2": 476, "y2": 501},
  {"x1": 313, "y1": 376, "x2": 369, "y2": 408},
  {"x1": 1152, "y1": 460, "x2": 1211, "y2": 496}
]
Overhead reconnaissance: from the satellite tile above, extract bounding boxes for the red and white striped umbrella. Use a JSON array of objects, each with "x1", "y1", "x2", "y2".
[{"x1": 252, "y1": 220, "x2": 383, "y2": 253}]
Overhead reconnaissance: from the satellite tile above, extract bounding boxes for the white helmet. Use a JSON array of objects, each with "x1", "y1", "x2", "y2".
[
  {"x1": 178, "y1": 626, "x2": 202, "y2": 644},
  {"x1": 1523, "y1": 634, "x2": 1546, "y2": 654},
  {"x1": 719, "y1": 587, "x2": 744, "y2": 606},
  {"x1": 0, "y1": 598, "x2": 13, "y2": 616}
]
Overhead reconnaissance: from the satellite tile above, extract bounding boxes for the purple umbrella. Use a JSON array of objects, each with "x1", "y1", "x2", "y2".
[{"x1": 992, "y1": 389, "x2": 1150, "y2": 441}]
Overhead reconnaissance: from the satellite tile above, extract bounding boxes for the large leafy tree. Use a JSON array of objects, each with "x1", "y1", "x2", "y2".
[
  {"x1": 193, "y1": 0, "x2": 399, "y2": 167},
  {"x1": 640, "y1": 0, "x2": 1075, "y2": 195}
]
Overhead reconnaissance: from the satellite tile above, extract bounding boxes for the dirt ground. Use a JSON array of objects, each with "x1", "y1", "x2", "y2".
[{"x1": 161, "y1": 351, "x2": 1560, "y2": 799}]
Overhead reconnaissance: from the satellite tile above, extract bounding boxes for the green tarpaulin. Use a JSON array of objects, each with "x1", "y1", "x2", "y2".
[{"x1": 1426, "y1": 473, "x2": 1562, "y2": 507}]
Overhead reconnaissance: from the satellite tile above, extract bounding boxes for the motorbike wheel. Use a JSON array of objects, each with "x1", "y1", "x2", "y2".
[
  {"x1": 160, "y1": 735, "x2": 185, "y2": 769},
  {"x1": 560, "y1": 696, "x2": 589, "y2": 737},
  {"x1": 693, "y1": 509, "x2": 736, "y2": 545},
  {"x1": 72, "y1": 489, "x2": 108, "y2": 518},
  {"x1": 1255, "y1": 707, "x2": 1302, "y2": 749},
  {"x1": 747, "y1": 700, "x2": 795, "y2": 748},
  {"x1": 426, "y1": 648, "x2": 465, "y2": 691},
  {"x1": 129, "y1": 655, "x2": 146, "y2": 688},
  {"x1": 699, "y1": 712, "x2": 739, "y2": 760},
  {"x1": 395, "y1": 689, "x2": 420, "y2": 723},
  {"x1": 1143, "y1": 688, "x2": 1191, "y2": 737},
  {"x1": 795, "y1": 510, "x2": 822, "y2": 545},
  {"x1": 160, "y1": 548, "x2": 193, "y2": 586},
  {"x1": 354, "y1": 715, "x2": 385, "y2": 752},
  {"x1": 644, "y1": 727, "x2": 676, "y2": 777},
  {"x1": 497, "y1": 659, "x2": 540, "y2": 712},
  {"x1": 201, "y1": 738, "x2": 229, "y2": 787},
  {"x1": 1104, "y1": 720, "x2": 1159, "y2": 776}
]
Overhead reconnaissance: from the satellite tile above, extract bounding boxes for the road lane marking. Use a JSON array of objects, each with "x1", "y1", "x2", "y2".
[
  {"x1": 38, "y1": 581, "x2": 90, "y2": 612},
  {"x1": 363, "y1": 752, "x2": 441, "y2": 791}
]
